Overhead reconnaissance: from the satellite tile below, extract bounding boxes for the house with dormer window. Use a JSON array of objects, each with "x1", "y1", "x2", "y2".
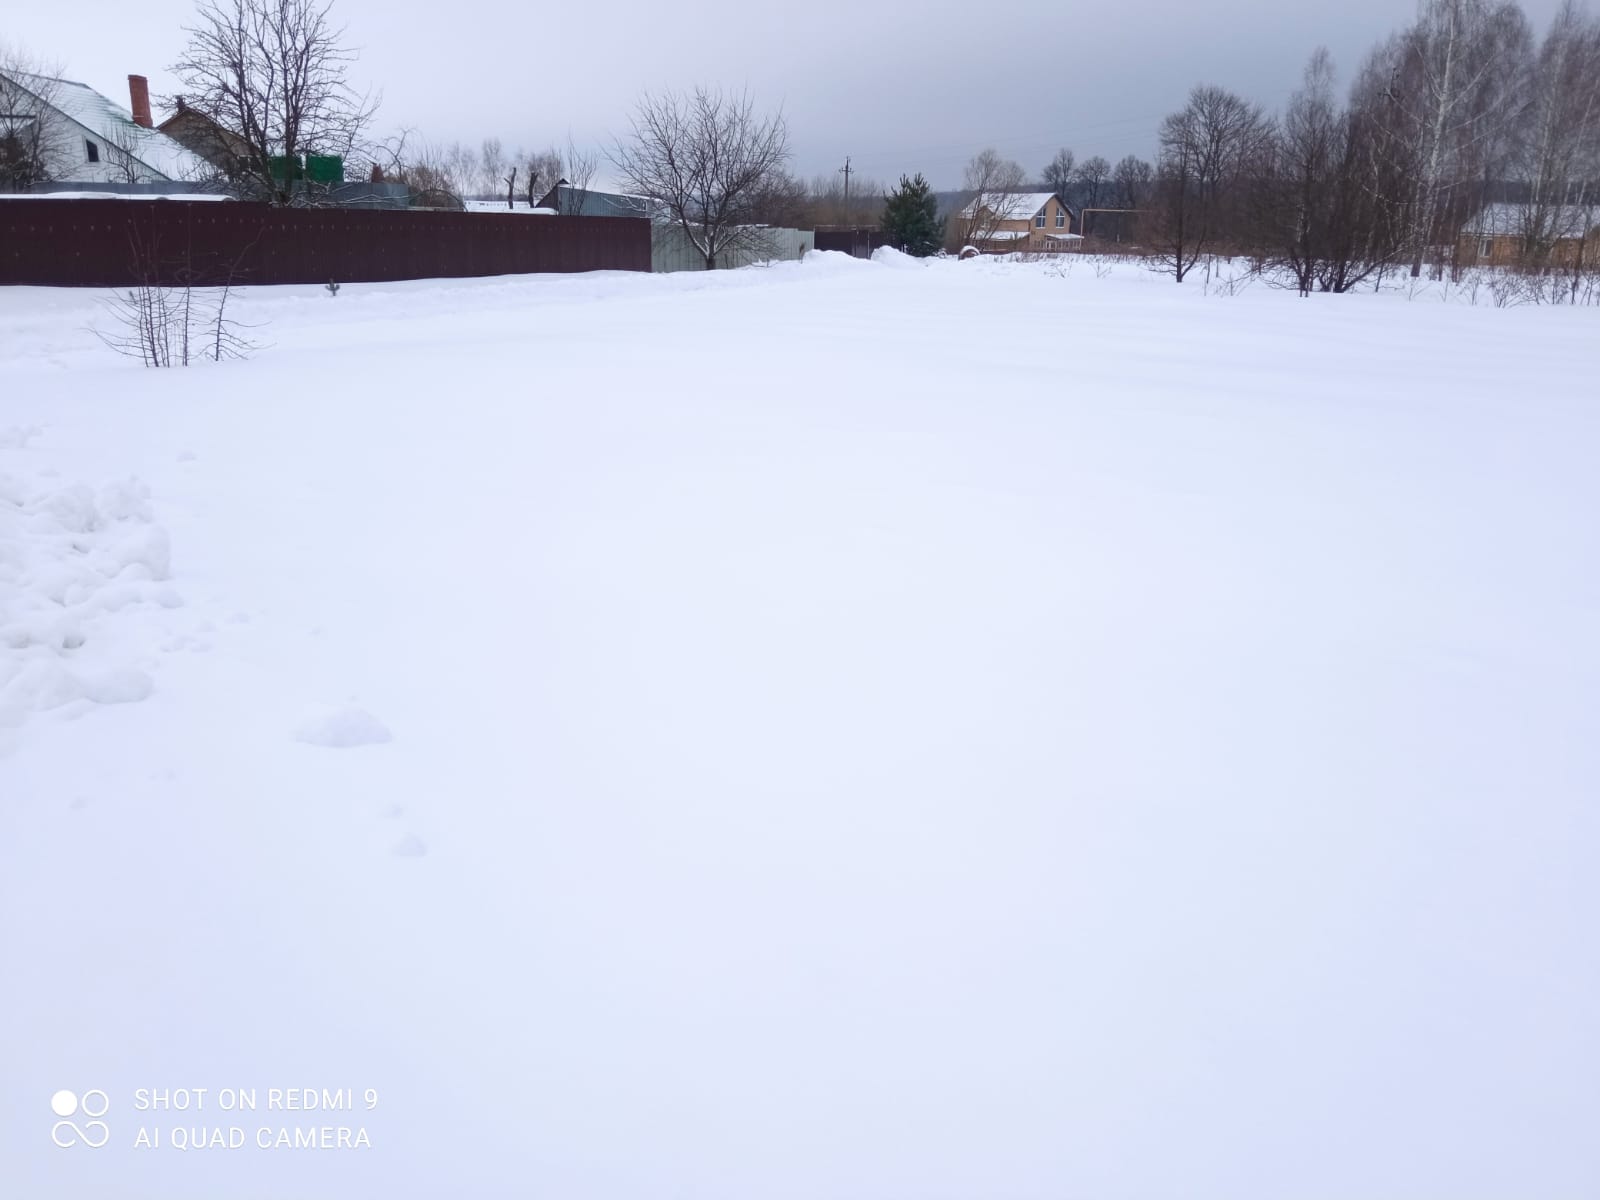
[{"x1": 956, "y1": 191, "x2": 1081, "y2": 253}]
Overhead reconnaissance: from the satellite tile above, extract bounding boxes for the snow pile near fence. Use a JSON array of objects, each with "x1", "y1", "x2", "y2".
[
  {"x1": 0, "y1": 465, "x2": 180, "y2": 734},
  {"x1": 870, "y1": 245, "x2": 927, "y2": 269}
]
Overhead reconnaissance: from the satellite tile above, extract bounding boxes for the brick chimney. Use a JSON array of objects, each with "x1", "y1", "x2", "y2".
[{"x1": 128, "y1": 75, "x2": 153, "y2": 128}]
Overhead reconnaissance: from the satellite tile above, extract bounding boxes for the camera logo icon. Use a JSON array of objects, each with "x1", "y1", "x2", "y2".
[{"x1": 51, "y1": 1090, "x2": 110, "y2": 1149}]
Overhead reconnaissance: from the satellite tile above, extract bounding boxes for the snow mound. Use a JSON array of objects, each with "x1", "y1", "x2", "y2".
[
  {"x1": 293, "y1": 705, "x2": 393, "y2": 748},
  {"x1": 0, "y1": 425, "x2": 43, "y2": 450},
  {"x1": 0, "y1": 473, "x2": 178, "y2": 730},
  {"x1": 800, "y1": 249, "x2": 872, "y2": 272},
  {"x1": 870, "y1": 246, "x2": 924, "y2": 269},
  {"x1": 391, "y1": 834, "x2": 428, "y2": 858}
]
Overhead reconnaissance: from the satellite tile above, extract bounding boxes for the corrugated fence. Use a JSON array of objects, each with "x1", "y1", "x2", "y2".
[
  {"x1": 651, "y1": 225, "x2": 814, "y2": 273},
  {"x1": 0, "y1": 200, "x2": 652, "y2": 286}
]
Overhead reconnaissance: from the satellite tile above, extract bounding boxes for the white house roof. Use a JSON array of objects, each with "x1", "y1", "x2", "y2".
[
  {"x1": 979, "y1": 229, "x2": 1031, "y2": 242},
  {"x1": 3, "y1": 70, "x2": 208, "y2": 182},
  {"x1": 960, "y1": 191, "x2": 1060, "y2": 221},
  {"x1": 1464, "y1": 202, "x2": 1598, "y2": 238}
]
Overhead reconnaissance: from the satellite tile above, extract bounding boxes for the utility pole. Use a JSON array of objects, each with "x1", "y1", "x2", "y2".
[{"x1": 839, "y1": 156, "x2": 853, "y2": 221}]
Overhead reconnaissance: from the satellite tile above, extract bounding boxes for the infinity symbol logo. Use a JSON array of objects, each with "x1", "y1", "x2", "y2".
[{"x1": 51, "y1": 1090, "x2": 110, "y2": 1149}]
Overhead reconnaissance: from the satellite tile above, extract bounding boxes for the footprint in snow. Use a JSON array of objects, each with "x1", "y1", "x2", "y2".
[{"x1": 294, "y1": 706, "x2": 392, "y2": 748}]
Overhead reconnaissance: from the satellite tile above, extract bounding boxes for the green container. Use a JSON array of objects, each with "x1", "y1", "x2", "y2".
[
  {"x1": 306, "y1": 155, "x2": 344, "y2": 184},
  {"x1": 268, "y1": 155, "x2": 304, "y2": 183}
]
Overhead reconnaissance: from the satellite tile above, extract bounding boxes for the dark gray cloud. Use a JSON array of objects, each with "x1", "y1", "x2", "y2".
[{"x1": 11, "y1": 0, "x2": 1569, "y2": 187}]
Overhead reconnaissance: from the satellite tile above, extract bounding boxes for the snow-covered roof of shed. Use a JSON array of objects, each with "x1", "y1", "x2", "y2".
[
  {"x1": 3, "y1": 70, "x2": 208, "y2": 182},
  {"x1": 1464, "y1": 202, "x2": 1598, "y2": 238},
  {"x1": 960, "y1": 192, "x2": 1061, "y2": 221},
  {"x1": 463, "y1": 200, "x2": 557, "y2": 215}
]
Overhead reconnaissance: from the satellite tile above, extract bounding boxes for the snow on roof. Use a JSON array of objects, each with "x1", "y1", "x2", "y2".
[
  {"x1": 1045, "y1": 232, "x2": 1084, "y2": 241},
  {"x1": 978, "y1": 229, "x2": 1031, "y2": 242},
  {"x1": 3, "y1": 70, "x2": 208, "y2": 182},
  {"x1": 1464, "y1": 202, "x2": 1598, "y2": 238},
  {"x1": 463, "y1": 200, "x2": 557, "y2": 215},
  {"x1": 960, "y1": 192, "x2": 1060, "y2": 221}
]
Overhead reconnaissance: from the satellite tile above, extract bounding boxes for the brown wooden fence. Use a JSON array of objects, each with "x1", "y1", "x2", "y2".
[{"x1": 0, "y1": 200, "x2": 652, "y2": 287}]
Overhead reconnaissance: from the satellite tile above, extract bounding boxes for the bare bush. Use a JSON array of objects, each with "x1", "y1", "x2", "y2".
[{"x1": 96, "y1": 231, "x2": 262, "y2": 366}]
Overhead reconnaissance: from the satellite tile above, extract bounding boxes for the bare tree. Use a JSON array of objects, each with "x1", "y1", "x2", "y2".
[
  {"x1": 1075, "y1": 155, "x2": 1112, "y2": 207},
  {"x1": 1514, "y1": 0, "x2": 1600, "y2": 269},
  {"x1": 803, "y1": 171, "x2": 886, "y2": 226},
  {"x1": 479, "y1": 137, "x2": 504, "y2": 201},
  {"x1": 1112, "y1": 154, "x2": 1153, "y2": 208},
  {"x1": 172, "y1": 0, "x2": 378, "y2": 204},
  {"x1": 1367, "y1": 0, "x2": 1531, "y2": 276},
  {"x1": 442, "y1": 141, "x2": 479, "y2": 200},
  {"x1": 953, "y1": 147, "x2": 1028, "y2": 248},
  {"x1": 747, "y1": 168, "x2": 808, "y2": 227},
  {"x1": 555, "y1": 137, "x2": 599, "y2": 214},
  {"x1": 0, "y1": 48, "x2": 68, "y2": 191},
  {"x1": 103, "y1": 122, "x2": 157, "y2": 185},
  {"x1": 1256, "y1": 48, "x2": 1399, "y2": 295},
  {"x1": 529, "y1": 148, "x2": 562, "y2": 206},
  {"x1": 610, "y1": 87, "x2": 790, "y2": 269},
  {"x1": 1265, "y1": 49, "x2": 1342, "y2": 294},
  {"x1": 1148, "y1": 84, "x2": 1272, "y2": 281},
  {"x1": 383, "y1": 139, "x2": 465, "y2": 208},
  {"x1": 1042, "y1": 147, "x2": 1076, "y2": 197}
]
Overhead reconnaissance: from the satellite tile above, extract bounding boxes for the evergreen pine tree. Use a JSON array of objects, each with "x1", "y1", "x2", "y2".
[{"x1": 880, "y1": 173, "x2": 945, "y2": 257}]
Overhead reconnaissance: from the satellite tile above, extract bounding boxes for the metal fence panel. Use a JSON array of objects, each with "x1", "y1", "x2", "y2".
[
  {"x1": 0, "y1": 200, "x2": 652, "y2": 286},
  {"x1": 650, "y1": 225, "x2": 814, "y2": 273}
]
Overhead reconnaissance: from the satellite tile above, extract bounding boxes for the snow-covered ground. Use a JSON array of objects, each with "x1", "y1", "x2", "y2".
[{"x1": 1, "y1": 252, "x2": 1596, "y2": 1198}]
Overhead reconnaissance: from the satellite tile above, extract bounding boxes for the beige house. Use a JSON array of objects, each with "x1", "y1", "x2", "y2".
[
  {"x1": 957, "y1": 191, "x2": 1081, "y2": 253},
  {"x1": 1458, "y1": 203, "x2": 1599, "y2": 267}
]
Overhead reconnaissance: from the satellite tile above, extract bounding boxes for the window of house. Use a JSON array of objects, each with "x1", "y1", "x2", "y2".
[
  {"x1": 1479, "y1": 237, "x2": 1493, "y2": 258},
  {"x1": 1056, "y1": 209, "x2": 1066, "y2": 228},
  {"x1": 85, "y1": 140, "x2": 99, "y2": 163},
  {"x1": 1035, "y1": 212, "x2": 1046, "y2": 228}
]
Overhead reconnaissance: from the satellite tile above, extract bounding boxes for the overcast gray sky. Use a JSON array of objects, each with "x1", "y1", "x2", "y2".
[{"x1": 9, "y1": 0, "x2": 1570, "y2": 188}]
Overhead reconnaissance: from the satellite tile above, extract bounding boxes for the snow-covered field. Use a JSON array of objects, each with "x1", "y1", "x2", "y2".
[{"x1": 2, "y1": 253, "x2": 1596, "y2": 1198}]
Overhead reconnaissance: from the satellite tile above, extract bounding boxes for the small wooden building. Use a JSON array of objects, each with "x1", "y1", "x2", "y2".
[{"x1": 1458, "y1": 203, "x2": 1599, "y2": 267}]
